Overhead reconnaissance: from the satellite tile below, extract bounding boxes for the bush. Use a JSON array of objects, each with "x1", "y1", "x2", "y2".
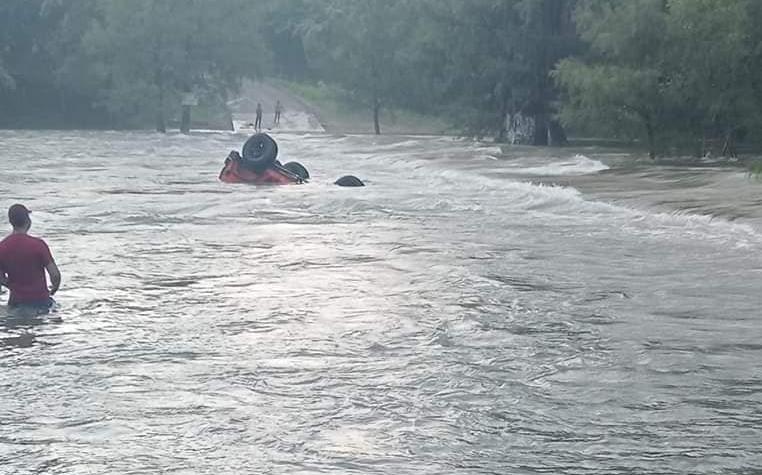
[{"x1": 748, "y1": 160, "x2": 762, "y2": 179}]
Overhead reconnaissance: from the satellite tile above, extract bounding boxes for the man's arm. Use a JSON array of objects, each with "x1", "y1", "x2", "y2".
[{"x1": 46, "y1": 261, "x2": 61, "y2": 295}]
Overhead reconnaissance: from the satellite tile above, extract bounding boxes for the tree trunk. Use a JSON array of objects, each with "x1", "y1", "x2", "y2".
[
  {"x1": 496, "y1": 118, "x2": 508, "y2": 143},
  {"x1": 496, "y1": 96, "x2": 509, "y2": 143},
  {"x1": 645, "y1": 116, "x2": 656, "y2": 159},
  {"x1": 548, "y1": 119, "x2": 568, "y2": 146},
  {"x1": 373, "y1": 97, "x2": 381, "y2": 135},
  {"x1": 532, "y1": 0, "x2": 571, "y2": 147},
  {"x1": 721, "y1": 128, "x2": 737, "y2": 158},
  {"x1": 156, "y1": 70, "x2": 166, "y2": 133},
  {"x1": 533, "y1": 113, "x2": 549, "y2": 146},
  {"x1": 156, "y1": 103, "x2": 166, "y2": 133},
  {"x1": 180, "y1": 105, "x2": 191, "y2": 134}
]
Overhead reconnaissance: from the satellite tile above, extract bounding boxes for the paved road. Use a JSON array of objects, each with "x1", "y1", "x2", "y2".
[{"x1": 227, "y1": 80, "x2": 325, "y2": 133}]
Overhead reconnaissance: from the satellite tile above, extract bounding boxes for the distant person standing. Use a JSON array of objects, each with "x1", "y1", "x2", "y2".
[
  {"x1": 255, "y1": 102, "x2": 263, "y2": 131},
  {"x1": 0, "y1": 204, "x2": 61, "y2": 312},
  {"x1": 274, "y1": 100, "x2": 283, "y2": 126}
]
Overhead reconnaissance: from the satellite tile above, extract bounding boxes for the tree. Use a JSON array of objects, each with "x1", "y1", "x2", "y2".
[
  {"x1": 301, "y1": 0, "x2": 414, "y2": 135},
  {"x1": 555, "y1": 0, "x2": 762, "y2": 157},
  {"x1": 83, "y1": 0, "x2": 269, "y2": 132},
  {"x1": 554, "y1": 0, "x2": 674, "y2": 157},
  {"x1": 665, "y1": 0, "x2": 756, "y2": 156},
  {"x1": 409, "y1": 0, "x2": 576, "y2": 144},
  {"x1": 259, "y1": 0, "x2": 312, "y2": 80},
  {"x1": 419, "y1": 0, "x2": 529, "y2": 141}
]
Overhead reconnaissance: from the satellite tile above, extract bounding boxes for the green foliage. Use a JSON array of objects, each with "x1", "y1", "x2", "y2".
[
  {"x1": 554, "y1": 61, "x2": 661, "y2": 137},
  {"x1": 0, "y1": 0, "x2": 106, "y2": 127},
  {"x1": 298, "y1": 0, "x2": 417, "y2": 134},
  {"x1": 401, "y1": 0, "x2": 577, "y2": 142},
  {"x1": 749, "y1": 160, "x2": 762, "y2": 179},
  {"x1": 278, "y1": 79, "x2": 449, "y2": 135},
  {"x1": 0, "y1": 0, "x2": 761, "y2": 149},
  {"x1": 83, "y1": 0, "x2": 269, "y2": 130},
  {"x1": 258, "y1": 0, "x2": 313, "y2": 79},
  {"x1": 555, "y1": 0, "x2": 762, "y2": 157}
]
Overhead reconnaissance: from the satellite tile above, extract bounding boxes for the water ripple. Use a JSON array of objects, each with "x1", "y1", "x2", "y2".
[{"x1": 0, "y1": 131, "x2": 760, "y2": 474}]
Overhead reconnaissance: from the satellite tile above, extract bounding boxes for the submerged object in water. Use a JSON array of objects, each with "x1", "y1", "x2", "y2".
[
  {"x1": 219, "y1": 133, "x2": 307, "y2": 185},
  {"x1": 220, "y1": 133, "x2": 362, "y2": 187},
  {"x1": 219, "y1": 151, "x2": 304, "y2": 185},
  {"x1": 334, "y1": 175, "x2": 365, "y2": 187},
  {"x1": 281, "y1": 161, "x2": 310, "y2": 180}
]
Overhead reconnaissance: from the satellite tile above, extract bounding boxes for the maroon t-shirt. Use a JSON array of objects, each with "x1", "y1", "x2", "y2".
[{"x1": 0, "y1": 233, "x2": 53, "y2": 304}]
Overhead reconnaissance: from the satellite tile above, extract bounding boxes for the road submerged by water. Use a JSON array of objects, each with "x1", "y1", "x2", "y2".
[{"x1": 0, "y1": 130, "x2": 760, "y2": 474}]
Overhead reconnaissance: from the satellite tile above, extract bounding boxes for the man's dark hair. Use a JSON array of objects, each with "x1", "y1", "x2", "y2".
[{"x1": 8, "y1": 204, "x2": 31, "y2": 228}]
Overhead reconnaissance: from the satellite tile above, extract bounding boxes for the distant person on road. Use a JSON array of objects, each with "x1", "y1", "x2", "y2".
[
  {"x1": 255, "y1": 102, "x2": 263, "y2": 131},
  {"x1": 274, "y1": 100, "x2": 283, "y2": 126},
  {"x1": 0, "y1": 204, "x2": 61, "y2": 312}
]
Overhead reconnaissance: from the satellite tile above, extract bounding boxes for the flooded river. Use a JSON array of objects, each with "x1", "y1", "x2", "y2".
[{"x1": 1, "y1": 130, "x2": 760, "y2": 474}]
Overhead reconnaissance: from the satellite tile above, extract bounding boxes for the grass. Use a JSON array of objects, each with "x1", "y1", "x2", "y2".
[{"x1": 275, "y1": 79, "x2": 450, "y2": 135}]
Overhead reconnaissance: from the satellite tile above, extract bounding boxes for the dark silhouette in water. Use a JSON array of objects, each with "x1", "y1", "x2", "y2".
[{"x1": 334, "y1": 175, "x2": 365, "y2": 187}]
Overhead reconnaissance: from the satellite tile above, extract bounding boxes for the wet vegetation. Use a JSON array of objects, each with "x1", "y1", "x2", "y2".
[{"x1": 1, "y1": 0, "x2": 762, "y2": 157}]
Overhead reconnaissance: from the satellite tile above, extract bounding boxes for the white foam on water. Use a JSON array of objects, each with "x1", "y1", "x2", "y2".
[
  {"x1": 323, "y1": 141, "x2": 760, "y2": 247},
  {"x1": 186, "y1": 131, "x2": 759, "y2": 248},
  {"x1": 508, "y1": 154, "x2": 609, "y2": 176}
]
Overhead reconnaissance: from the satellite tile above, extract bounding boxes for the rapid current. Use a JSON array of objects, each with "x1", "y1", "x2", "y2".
[{"x1": 1, "y1": 130, "x2": 760, "y2": 474}]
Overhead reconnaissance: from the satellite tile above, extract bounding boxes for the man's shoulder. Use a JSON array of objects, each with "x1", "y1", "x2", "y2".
[
  {"x1": 27, "y1": 235, "x2": 50, "y2": 249},
  {"x1": 0, "y1": 233, "x2": 18, "y2": 248},
  {"x1": 0, "y1": 234, "x2": 18, "y2": 257},
  {"x1": 3, "y1": 234, "x2": 48, "y2": 248}
]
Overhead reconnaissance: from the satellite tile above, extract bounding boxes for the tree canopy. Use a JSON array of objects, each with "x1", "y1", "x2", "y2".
[
  {"x1": 1, "y1": 0, "x2": 761, "y2": 155},
  {"x1": 554, "y1": 0, "x2": 762, "y2": 157}
]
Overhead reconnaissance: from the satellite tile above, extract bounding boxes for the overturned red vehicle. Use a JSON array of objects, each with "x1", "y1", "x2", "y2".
[{"x1": 219, "y1": 133, "x2": 310, "y2": 185}]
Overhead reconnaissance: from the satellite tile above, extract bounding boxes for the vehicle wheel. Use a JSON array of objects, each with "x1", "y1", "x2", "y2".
[
  {"x1": 241, "y1": 133, "x2": 278, "y2": 171},
  {"x1": 282, "y1": 161, "x2": 310, "y2": 180}
]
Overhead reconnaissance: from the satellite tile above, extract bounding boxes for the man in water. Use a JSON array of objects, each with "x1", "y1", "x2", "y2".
[
  {"x1": 255, "y1": 102, "x2": 263, "y2": 131},
  {"x1": 0, "y1": 204, "x2": 61, "y2": 311},
  {"x1": 274, "y1": 100, "x2": 283, "y2": 126}
]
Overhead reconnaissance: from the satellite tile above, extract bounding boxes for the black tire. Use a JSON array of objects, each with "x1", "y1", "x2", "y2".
[
  {"x1": 241, "y1": 133, "x2": 278, "y2": 171},
  {"x1": 334, "y1": 175, "x2": 365, "y2": 187},
  {"x1": 282, "y1": 161, "x2": 310, "y2": 180}
]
